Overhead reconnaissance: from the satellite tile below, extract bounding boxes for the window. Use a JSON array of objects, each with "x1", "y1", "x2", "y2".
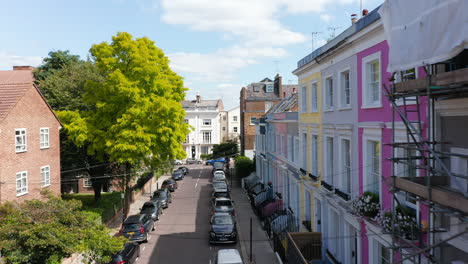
[
  {"x1": 250, "y1": 117, "x2": 257, "y2": 125},
  {"x1": 304, "y1": 190, "x2": 312, "y2": 232},
  {"x1": 203, "y1": 119, "x2": 211, "y2": 126},
  {"x1": 366, "y1": 140, "x2": 380, "y2": 195},
  {"x1": 395, "y1": 68, "x2": 417, "y2": 82},
  {"x1": 201, "y1": 146, "x2": 209, "y2": 154},
  {"x1": 39, "y1": 128, "x2": 50, "y2": 149},
  {"x1": 302, "y1": 133, "x2": 307, "y2": 169},
  {"x1": 326, "y1": 137, "x2": 334, "y2": 184},
  {"x1": 341, "y1": 139, "x2": 351, "y2": 193},
  {"x1": 233, "y1": 116, "x2": 238, "y2": 122},
  {"x1": 311, "y1": 135, "x2": 318, "y2": 176},
  {"x1": 294, "y1": 137, "x2": 299, "y2": 164},
  {"x1": 375, "y1": 240, "x2": 391, "y2": 264},
  {"x1": 300, "y1": 86, "x2": 307, "y2": 113},
  {"x1": 16, "y1": 171, "x2": 28, "y2": 196},
  {"x1": 222, "y1": 127, "x2": 226, "y2": 131},
  {"x1": 310, "y1": 82, "x2": 318, "y2": 112},
  {"x1": 15, "y1": 128, "x2": 27, "y2": 152},
  {"x1": 223, "y1": 116, "x2": 226, "y2": 120},
  {"x1": 202, "y1": 132, "x2": 212, "y2": 144},
  {"x1": 363, "y1": 53, "x2": 381, "y2": 107},
  {"x1": 185, "y1": 134, "x2": 189, "y2": 143},
  {"x1": 325, "y1": 77, "x2": 333, "y2": 110},
  {"x1": 265, "y1": 101, "x2": 273, "y2": 112},
  {"x1": 233, "y1": 127, "x2": 238, "y2": 132},
  {"x1": 340, "y1": 71, "x2": 351, "y2": 108},
  {"x1": 288, "y1": 136, "x2": 293, "y2": 161},
  {"x1": 184, "y1": 119, "x2": 189, "y2": 124},
  {"x1": 83, "y1": 178, "x2": 92, "y2": 188},
  {"x1": 41, "y1": 165, "x2": 51, "y2": 187},
  {"x1": 266, "y1": 83, "x2": 274, "y2": 93},
  {"x1": 328, "y1": 209, "x2": 340, "y2": 257}
]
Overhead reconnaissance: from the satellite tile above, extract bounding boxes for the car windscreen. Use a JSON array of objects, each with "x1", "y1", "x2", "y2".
[
  {"x1": 213, "y1": 182, "x2": 227, "y2": 188},
  {"x1": 153, "y1": 191, "x2": 166, "y2": 198},
  {"x1": 214, "y1": 192, "x2": 229, "y2": 198},
  {"x1": 123, "y1": 224, "x2": 141, "y2": 231},
  {"x1": 212, "y1": 215, "x2": 234, "y2": 225},
  {"x1": 141, "y1": 203, "x2": 155, "y2": 210},
  {"x1": 214, "y1": 175, "x2": 225, "y2": 181},
  {"x1": 215, "y1": 200, "x2": 232, "y2": 207}
]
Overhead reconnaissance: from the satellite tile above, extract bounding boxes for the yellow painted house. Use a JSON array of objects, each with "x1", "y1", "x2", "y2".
[{"x1": 292, "y1": 67, "x2": 322, "y2": 232}]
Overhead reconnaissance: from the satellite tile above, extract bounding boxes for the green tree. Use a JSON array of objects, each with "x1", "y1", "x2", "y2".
[
  {"x1": 34, "y1": 50, "x2": 80, "y2": 81},
  {"x1": 58, "y1": 32, "x2": 190, "y2": 201},
  {"x1": 235, "y1": 156, "x2": 255, "y2": 178},
  {"x1": 0, "y1": 195, "x2": 125, "y2": 264},
  {"x1": 212, "y1": 141, "x2": 239, "y2": 158}
]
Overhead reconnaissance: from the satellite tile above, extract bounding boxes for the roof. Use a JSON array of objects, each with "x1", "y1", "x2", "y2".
[
  {"x1": 182, "y1": 99, "x2": 221, "y2": 108},
  {"x1": 295, "y1": 6, "x2": 381, "y2": 71},
  {"x1": 124, "y1": 214, "x2": 144, "y2": 223},
  {"x1": 267, "y1": 93, "x2": 298, "y2": 114},
  {"x1": 0, "y1": 70, "x2": 34, "y2": 121},
  {"x1": 217, "y1": 249, "x2": 243, "y2": 264}
]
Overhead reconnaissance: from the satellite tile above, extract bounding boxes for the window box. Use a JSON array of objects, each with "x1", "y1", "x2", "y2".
[
  {"x1": 334, "y1": 188, "x2": 350, "y2": 201},
  {"x1": 299, "y1": 168, "x2": 307, "y2": 175},
  {"x1": 351, "y1": 191, "x2": 380, "y2": 219},
  {"x1": 321, "y1": 180, "x2": 334, "y2": 192},
  {"x1": 308, "y1": 173, "x2": 318, "y2": 181}
]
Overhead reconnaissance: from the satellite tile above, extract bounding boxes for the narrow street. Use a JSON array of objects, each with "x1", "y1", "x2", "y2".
[{"x1": 137, "y1": 164, "x2": 241, "y2": 264}]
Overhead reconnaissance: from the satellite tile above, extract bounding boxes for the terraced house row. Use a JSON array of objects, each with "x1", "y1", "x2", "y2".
[{"x1": 254, "y1": 2, "x2": 468, "y2": 264}]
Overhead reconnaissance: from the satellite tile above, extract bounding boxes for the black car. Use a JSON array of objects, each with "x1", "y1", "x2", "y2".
[
  {"x1": 212, "y1": 161, "x2": 226, "y2": 173},
  {"x1": 212, "y1": 197, "x2": 235, "y2": 215},
  {"x1": 151, "y1": 188, "x2": 172, "y2": 208},
  {"x1": 186, "y1": 158, "x2": 202, "y2": 164},
  {"x1": 120, "y1": 214, "x2": 154, "y2": 243},
  {"x1": 161, "y1": 179, "x2": 178, "y2": 192},
  {"x1": 209, "y1": 212, "x2": 237, "y2": 244},
  {"x1": 212, "y1": 190, "x2": 231, "y2": 205},
  {"x1": 172, "y1": 170, "x2": 184, "y2": 180},
  {"x1": 212, "y1": 181, "x2": 228, "y2": 191},
  {"x1": 139, "y1": 201, "x2": 163, "y2": 221},
  {"x1": 110, "y1": 242, "x2": 140, "y2": 264},
  {"x1": 178, "y1": 166, "x2": 189, "y2": 175}
]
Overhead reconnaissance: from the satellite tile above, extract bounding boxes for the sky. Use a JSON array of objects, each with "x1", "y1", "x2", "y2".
[{"x1": 1, "y1": 0, "x2": 381, "y2": 110}]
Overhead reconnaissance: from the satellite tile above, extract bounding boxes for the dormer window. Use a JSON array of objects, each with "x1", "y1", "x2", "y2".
[{"x1": 266, "y1": 84, "x2": 274, "y2": 93}]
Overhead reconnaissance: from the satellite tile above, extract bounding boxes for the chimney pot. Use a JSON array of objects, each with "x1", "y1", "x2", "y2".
[
  {"x1": 362, "y1": 9, "x2": 369, "y2": 16},
  {"x1": 351, "y1": 13, "x2": 358, "y2": 24},
  {"x1": 13, "y1": 66, "x2": 34, "y2": 71},
  {"x1": 196, "y1": 94, "x2": 201, "y2": 103}
]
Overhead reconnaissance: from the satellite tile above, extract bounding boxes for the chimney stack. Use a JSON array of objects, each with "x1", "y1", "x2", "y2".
[
  {"x1": 351, "y1": 13, "x2": 358, "y2": 24},
  {"x1": 362, "y1": 9, "x2": 369, "y2": 16},
  {"x1": 13, "y1": 66, "x2": 34, "y2": 71},
  {"x1": 196, "y1": 94, "x2": 201, "y2": 103}
]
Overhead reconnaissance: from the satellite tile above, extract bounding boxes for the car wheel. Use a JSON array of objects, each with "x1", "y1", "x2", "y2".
[{"x1": 143, "y1": 233, "x2": 148, "y2": 243}]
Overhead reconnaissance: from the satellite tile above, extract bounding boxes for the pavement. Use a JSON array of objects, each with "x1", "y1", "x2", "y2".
[{"x1": 108, "y1": 164, "x2": 279, "y2": 264}]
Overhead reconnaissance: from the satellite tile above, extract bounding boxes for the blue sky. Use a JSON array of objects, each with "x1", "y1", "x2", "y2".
[{"x1": 1, "y1": 0, "x2": 381, "y2": 110}]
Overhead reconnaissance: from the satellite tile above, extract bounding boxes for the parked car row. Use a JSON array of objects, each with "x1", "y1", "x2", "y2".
[{"x1": 111, "y1": 167, "x2": 190, "y2": 263}]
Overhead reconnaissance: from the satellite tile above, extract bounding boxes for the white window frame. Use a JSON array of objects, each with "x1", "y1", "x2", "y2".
[
  {"x1": 362, "y1": 52, "x2": 382, "y2": 108},
  {"x1": 339, "y1": 69, "x2": 351, "y2": 109},
  {"x1": 15, "y1": 128, "x2": 27, "y2": 153},
  {"x1": 369, "y1": 238, "x2": 392, "y2": 264},
  {"x1": 40, "y1": 127, "x2": 50, "y2": 149},
  {"x1": 41, "y1": 165, "x2": 51, "y2": 187},
  {"x1": 325, "y1": 136, "x2": 335, "y2": 185},
  {"x1": 16, "y1": 171, "x2": 28, "y2": 196},
  {"x1": 300, "y1": 85, "x2": 307, "y2": 113},
  {"x1": 324, "y1": 76, "x2": 334, "y2": 111},
  {"x1": 362, "y1": 129, "x2": 382, "y2": 200},
  {"x1": 233, "y1": 116, "x2": 238, "y2": 122},
  {"x1": 265, "y1": 101, "x2": 273, "y2": 112},
  {"x1": 250, "y1": 117, "x2": 257, "y2": 125},
  {"x1": 310, "y1": 134, "x2": 319, "y2": 177},
  {"x1": 202, "y1": 119, "x2": 212, "y2": 126},
  {"x1": 310, "y1": 80, "x2": 318, "y2": 112},
  {"x1": 233, "y1": 127, "x2": 238, "y2": 133},
  {"x1": 266, "y1": 83, "x2": 274, "y2": 93},
  {"x1": 339, "y1": 137, "x2": 352, "y2": 194},
  {"x1": 83, "y1": 177, "x2": 92, "y2": 188},
  {"x1": 301, "y1": 132, "x2": 308, "y2": 169},
  {"x1": 202, "y1": 131, "x2": 212, "y2": 144},
  {"x1": 294, "y1": 137, "x2": 300, "y2": 165},
  {"x1": 328, "y1": 208, "x2": 341, "y2": 258}
]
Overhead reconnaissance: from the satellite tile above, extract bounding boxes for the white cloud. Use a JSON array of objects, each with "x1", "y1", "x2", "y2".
[
  {"x1": 0, "y1": 52, "x2": 42, "y2": 70},
  {"x1": 320, "y1": 13, "x2": 333, "y2": 22}
]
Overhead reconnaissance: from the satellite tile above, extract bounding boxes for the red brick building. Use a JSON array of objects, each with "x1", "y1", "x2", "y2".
[
  {"x1": 240, "y1": 74, "x2": 297, "y2": 158},
  {"x1": 0, "y1": 67, "x2": 62, "y2": 203}
]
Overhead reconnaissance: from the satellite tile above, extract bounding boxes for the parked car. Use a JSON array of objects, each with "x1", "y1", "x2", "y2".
[
  {"x1": 213, "y1": 173, "x2": 226, "y2": 182},
  {"x1": 172, "y1": 170, "x2": 184, "y2": 180},
  {"x1": 151, "y1": 189, "x2": 172, "y2": 208},
  {"x1": 213, "y1": 170, "x2": 225, "y2": 177},
  {"x1": 212, "y1": 190, "x2": 231, "y2": 204},
  {"x1": 110, "y1": 242, "x2": 140, "y2": 264},
  {"x1": 178, "y1": 166, "x2": 190, "y2": 175},
  {"x1": 209, "y1": 212, "x2": 237, "y2": 244},
  {"x1": 173, "y1": 159, "x2": 183, "y2": 165},
  {"x1": 120, "y1": 214, "x2": 154, "y2": 243},
  {"x1": 139, "y1": 201, "x2": 163, "y2": 221},
  {"x1": 206, "y1": 157, "x2": 226, "y2": 166},
  {"x1": 161, "y1": 179, "x2": 178, "y2": 192},
  {"x1": 212, "y1": 161, "x2": 226, "y2": 173},
  {"x1": 212, "y1": 181, "x2": 228, "y2": 191},
  {"x1": 186, "y1": 158, "x2": 202, "y2": 164},
  {"x1": 212, "y1": 197, "x2": 235, "y2": 215},
  {"x1": 213, "y1": 249, "x2": 243, "y2": 264}
]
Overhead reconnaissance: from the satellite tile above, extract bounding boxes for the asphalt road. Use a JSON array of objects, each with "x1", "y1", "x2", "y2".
[{"x1": 137, "y1": 164, "x2": 240, "y2": 264}]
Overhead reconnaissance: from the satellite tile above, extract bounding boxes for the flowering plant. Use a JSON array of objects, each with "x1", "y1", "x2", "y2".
[
  {"x1": 351, "y1": 191, "x2": 380, "y2": 219},
  {"x1": 377, "y1": 206, "x2": 419, "y2": 240}
]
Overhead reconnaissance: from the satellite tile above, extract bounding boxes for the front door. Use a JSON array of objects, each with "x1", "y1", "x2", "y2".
[{"x1": 315, "y1": 199, "x2": 321, "y2": 232}]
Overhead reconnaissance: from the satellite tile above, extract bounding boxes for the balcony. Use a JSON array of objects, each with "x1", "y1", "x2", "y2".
[
  {"x1": 286, "y1": 232, "x2": 322, "y2": 264},
  {"x1": 391, "y1": 176, "x2": 468, "y2": 214}
]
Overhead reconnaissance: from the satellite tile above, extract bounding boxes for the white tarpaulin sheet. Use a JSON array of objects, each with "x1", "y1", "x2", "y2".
[{"x1": 378, "y1": 0, "x2": 468, "y2": 73}]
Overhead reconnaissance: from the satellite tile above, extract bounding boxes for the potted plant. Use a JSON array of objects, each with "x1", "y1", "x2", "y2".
[
  {"x1": 377, "y1": 206, "x2": 419, "y2": 240},
  {"x1": 351, "y1": 191, "x2": 380, "y2": 219}
]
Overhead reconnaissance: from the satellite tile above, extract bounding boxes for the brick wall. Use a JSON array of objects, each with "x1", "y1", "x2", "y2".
[{"x1": 0, "y1": 86, "x2": 61, "y2": 203}]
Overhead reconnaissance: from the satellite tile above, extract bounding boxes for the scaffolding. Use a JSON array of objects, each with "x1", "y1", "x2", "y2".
[{"x1": 385, "y1": 53, "x2": 468, "y2": 263}]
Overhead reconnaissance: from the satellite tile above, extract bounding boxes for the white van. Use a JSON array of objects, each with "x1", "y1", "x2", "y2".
[{"x1": 214, "y1": 249, "x2": 243, "y2": 264}]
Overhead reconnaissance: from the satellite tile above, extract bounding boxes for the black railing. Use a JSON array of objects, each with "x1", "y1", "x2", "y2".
[
  {"x1": 273, "y1": 232, "x2": 287, "y2": 262},
  {"x1": 308, "y1": 173, "x2": 318, "y2": 181},
  {"x1": 321, "y1": 180, "x2": 334, "y2": 191},
  {"x1": 326, "y1": 249, "x2": 342, "y2": 264},
  {"x1": 300, "y1": 168, "x2": 307, "y2": 175},
  {"x1": 335, "y1": 188, "x2": 350, "y2": 201}
]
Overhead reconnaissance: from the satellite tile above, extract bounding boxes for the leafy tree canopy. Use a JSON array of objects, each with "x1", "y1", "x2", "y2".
[
  {"x1": 0, "y1": 194, "x2": 125, "y2": 264},
  {"x1": 58, "y1": 32, "x2": 190, "y2": 166},
  {"x1": 34, "y1": 50, "x2": 80, "y2": 81},
  {"x1": 212, "y1": 141, "x2": 239, "y2": 158}
]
